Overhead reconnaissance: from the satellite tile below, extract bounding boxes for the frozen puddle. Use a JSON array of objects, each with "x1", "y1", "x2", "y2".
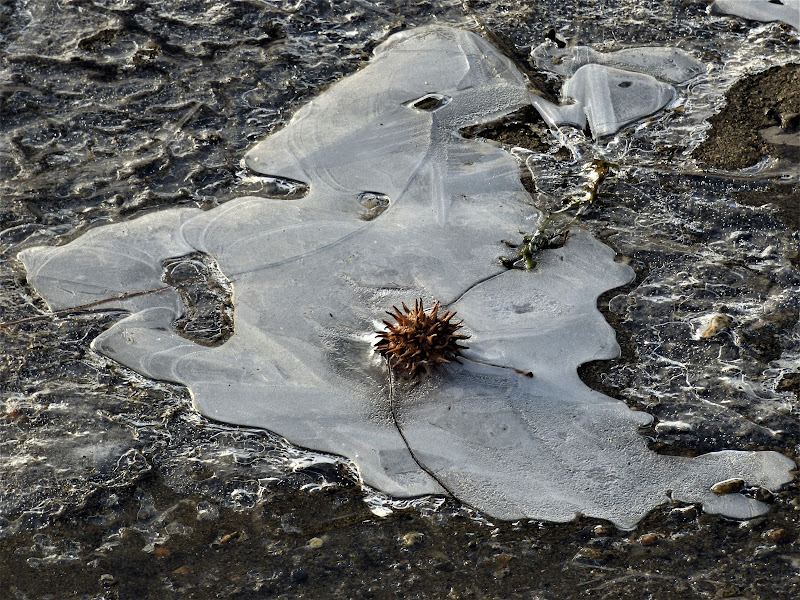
[
  {"x1": 711, "y1": 0, "x2": 800, "y2": 30},
  {"x1": 19, "y1": 26, "x2": 794, "y2": 529},
  {"x1": 530, "y1": 42, "x2": 705, "y2": 138}
]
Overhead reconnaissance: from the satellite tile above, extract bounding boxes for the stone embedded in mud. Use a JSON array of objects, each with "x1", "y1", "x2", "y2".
[
  {"x1": 19, "y1": 26, "x2": 795, "y2": 529},
  {"x1": 711, "y1": 0, "x2": 800, "y2": 31},
  {"x1": 699, "y1": 313, "x2": 734, "y2": 339},
  {"x1": 711, "y1": 478, "x2": 746, "y2": 495}
]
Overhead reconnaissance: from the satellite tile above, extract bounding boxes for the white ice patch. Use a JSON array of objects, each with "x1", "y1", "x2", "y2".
[
  {"x1": 530, "y1": 42, "x2": 705, "y2": 139},
  {"x1": 19, "y1": 26, "x2": 794, "y2": 529},
  {"x1": 711, "y1": 0, "x2": 800, "y2": 30},
  {"x1": 532, "y1": 43, "x2": 706, "y2": 84}
]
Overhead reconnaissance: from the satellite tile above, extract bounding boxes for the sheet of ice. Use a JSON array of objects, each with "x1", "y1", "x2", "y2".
[
  {"x1": 532, "y1": 63, "x2": 677, "y2": 138},
  {"x1": 531, "y1": 42, "x2": 705, "y2": 84},
  {"x1": 711, "y1": 0, "x2": 800, "y2": 30},
  {"x1": 19, "y1": 26, "x2": 794, "y2": 528}
]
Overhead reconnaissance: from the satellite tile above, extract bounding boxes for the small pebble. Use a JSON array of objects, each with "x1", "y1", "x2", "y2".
[
  {"x1": 700, "y1": 313, "x2": 733, "y2": 338},
  {"x1": 100, "y1": 574, "x2": 116, "y2": 587},
  {"x1": 219, "y1": 532, "x2": 238, "y2": 545},
  {"x1": 492, "y1": 553, "x2": 514, "y2": 570},
  {"x1": 573, "y1": 547, "x2": 606, "y2": 563},
  {"x1": 172, "y1": 565, "x2": 193, "y2": 575},
  {"x1": 669, "y1": 506, "x2": 698, "y2": 521},
  {"x1": 593, "y1": 525, "x2": 612, "y2": 537},
  {"x1": 401, "y1": 532, "x2": 424, "y2": 547},
  {"x1": 638, "y1": 533, "x2": 660, "y2": 546},
  {"x1": 151, "y1": 547, "x2": 171, "y2": 557},
  {"x1": 711, "y1": 478, "x2": 745, "y2": 495},
  {"x1": 308, "y1": 537, "x2": 324, "y2": 549},
  {"x1": 291, "y1": 568, "x2": 308, "y2": 584},
  {"x1": 754, "y1": 544, "x2": 778, "y2": 559},
  {"x1": 765, "y1": 528, "x2": 791, "y2": 543}
]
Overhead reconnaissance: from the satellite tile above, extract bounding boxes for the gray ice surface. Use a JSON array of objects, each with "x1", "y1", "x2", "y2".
[
  {"x1": 19, "y1": 26, "x2": 795, "y2": 528},
  {"x1": 529, "y1": 42, "x2": 706, "y2": 138},
  {"x1": 711, "y1": 0, "x2": 800, "y2": 30},
  {"x1": 531, "y1": 42, "x2": 706, "y2": 84},
  {"x1": 532, "y1": 64, "x2": 678, "y2": 138}
]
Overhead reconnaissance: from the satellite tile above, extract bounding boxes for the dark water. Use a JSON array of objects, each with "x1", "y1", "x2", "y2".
[{"x1": 2, "y1": 1, "x2": 800, "y2": 598}]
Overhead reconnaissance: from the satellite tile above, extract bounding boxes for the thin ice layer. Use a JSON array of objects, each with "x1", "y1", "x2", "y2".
[
  {"x1": 19, "y1": 26, "x2": 794, "y2": 528},
  {"x1": 532, "y1": 63, "x2": 677, "y2": 138},
  {"x1": 711, "y1": 0, "x2": 800, "y2": 30},
  {"x1": 531, "y1": 42, "x2": 705, "y2": 84},
  {"x1": 529, "y1": 43, "x2": 705, "y2": 138}
]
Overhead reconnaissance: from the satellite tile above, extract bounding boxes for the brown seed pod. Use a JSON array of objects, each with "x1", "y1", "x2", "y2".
[{"x1": 375, "y1": 298, "x2": 470, "y2": 378}]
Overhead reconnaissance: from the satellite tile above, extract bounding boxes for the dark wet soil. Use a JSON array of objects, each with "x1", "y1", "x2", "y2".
[
  {"x1": 735, "y1": 182, "x2": 800, "y2": 231},
  {"x1": 461, "y1": 106, "x2": 562, "y2": 156},
  {"x1": 2, "y1": 471, "x2": 799, "y2": 600},
  {"x1": 694, "y1": 63, "x2": 800, "y2": 169}
]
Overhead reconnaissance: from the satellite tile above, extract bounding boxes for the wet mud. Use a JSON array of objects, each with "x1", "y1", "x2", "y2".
[
  {"x1": 2, "y1": 471, "x2": 799, "y2": 600},
  {"x1": 694, "y1": 62, "x2": 800, "y2": 169},
  {"x1": 736, "y1": 182, "x2": 800, "y2": 232}
]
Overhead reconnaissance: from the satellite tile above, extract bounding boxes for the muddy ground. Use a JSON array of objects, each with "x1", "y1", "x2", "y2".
[
  {"x1": 694, "y1": 62, "x2": 800, "y2": 170},
  {"x1": 3, "y1": 60, "x2": 800, "y2": 600}
]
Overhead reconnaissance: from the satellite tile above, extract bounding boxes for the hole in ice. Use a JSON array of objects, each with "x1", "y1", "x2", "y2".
[
  {"x1": 618, "y1": 81, "x2": 632, "y2": 88},
  {"x1": 409, "y1": 94, "x2": 450, "y2": 111},
  {"x1": 162, "y1": 253, "x2": 233, "y2": 347},
  {"x1": 18, "y1": 25, "x2": 795, "y2": 529},
  {"x1": 358, "y1": 192, "x2": 390, "y2": 221}
]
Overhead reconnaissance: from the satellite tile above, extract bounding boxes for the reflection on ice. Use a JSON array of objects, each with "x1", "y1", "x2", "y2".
[{"x1": 19, "y1": 26, "x2": 794, "y2": 528}]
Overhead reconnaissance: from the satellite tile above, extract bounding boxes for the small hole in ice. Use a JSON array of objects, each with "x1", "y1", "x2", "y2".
[
  {"x1": 358, "y1": 192, "x2": 390, "y2": 220},
  {"x1": 618, "y1": 81, "x2": 633, "y2": 88},
  {"x1": 410, "y1": 94, "x2": 450, "y2": 111}
]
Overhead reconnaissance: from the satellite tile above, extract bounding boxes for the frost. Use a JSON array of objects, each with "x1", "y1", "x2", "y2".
[
  {"x1": 711, "y1": 0, "x2": 800, "y2": 30},
  {"x1": 19, "y1": 26, "x2": 794, "y2": 529}
]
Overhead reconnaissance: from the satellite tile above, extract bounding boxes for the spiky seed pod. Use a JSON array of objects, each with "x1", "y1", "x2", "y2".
[{"x1": 375, "y1": 298, "x2": 470, "y2": 378}]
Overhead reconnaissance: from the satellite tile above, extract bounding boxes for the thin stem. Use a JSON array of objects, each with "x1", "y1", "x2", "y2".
[
  {"x1": 385, "y1": 357, "x2": 458, "y2": 501},
  {"x1": 1, "y1": 274, "x2": 205, "y2": 329},
  {"x1": 462, "y1": 355, "x2": 534, "y2": 378},
  {"x1": 0, "y1": 286, "x2": 173, "y2": 329}
]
